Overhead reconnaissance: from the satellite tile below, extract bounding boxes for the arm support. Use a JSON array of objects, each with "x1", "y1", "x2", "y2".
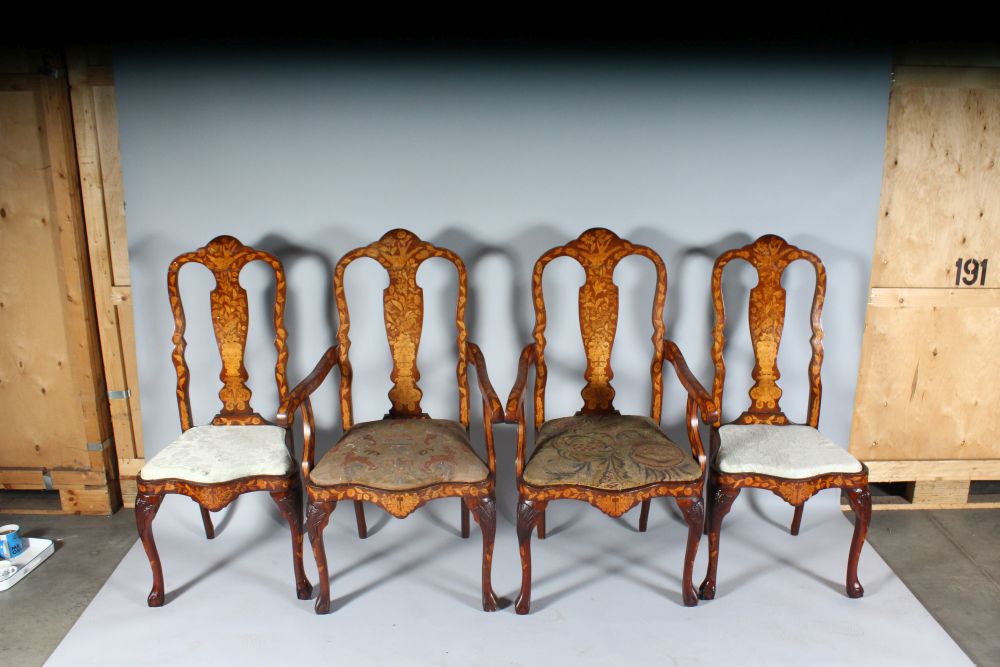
[
  {"x1": 504, "y1": 343, "x2": 536, "y2": 423},
  {"x1": 277, "y1": 345, "x2": 339, "y2": 427},
  {"x1": 467, "y1": 342, "x2": 503, "y2": 424},
  {"x1": 276, "y1": 345, "x2": 339, "y2": 476},
  {"x1": 663, "y1": 339, "x2": 719, "y2": 426}
]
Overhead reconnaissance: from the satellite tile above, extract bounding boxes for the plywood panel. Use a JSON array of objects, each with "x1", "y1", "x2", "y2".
[
  {"x1": 870, "y1": 75, "x2": 1000, "y2": 288},
  {"x1": 67, "y1": 48, "x2": 144, "y2": 472},
  {"x1": 37, "y1": 75, "x2": 112, "y2": 460},
  {"x1": 0, "y1": 79, "x2": 90, "y2": 469},
  {"x1": 852, "y1": 64, "x2": 1000, "y2": 483},
  {"x1": 850, "y1": 301, "x2": 1000, "y2": 461}
]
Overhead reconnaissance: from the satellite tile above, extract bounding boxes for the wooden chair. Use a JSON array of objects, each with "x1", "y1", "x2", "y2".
[
  {"x1": 698, "y1": 234, "x2": 871, "y2": 601},
  {"x1": 276, "y1": 229, "x2": 504, "y2": 615},
  {"x1": 135, "y1": 236, "x2": 311, "y2": 606},
  {"x1": 505, "y1": 228, "x2": 718, "y2": 613}
]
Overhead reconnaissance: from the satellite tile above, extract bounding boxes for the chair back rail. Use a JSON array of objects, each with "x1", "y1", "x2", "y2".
[
  {"x1": 710, "y1": 234, "x2": 826, "y2": 427},
  {"x1": 167, "y1": 235, "x2": 289, "y2": 430},
  {"x1": 333, "y1": 229, "x2": 471, "y2": 430},
  {"x1": 530, "y1": 228, "x2": 667, "y2": 429}
]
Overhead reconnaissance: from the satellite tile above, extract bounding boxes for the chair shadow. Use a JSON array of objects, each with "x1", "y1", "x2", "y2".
[
  {"x1": 359, "y1": 508, "x2": 391, "y2": 538},
  {"x1": 520, "y1": 524, "x2": 688, "y2": 611},
  {"x1": 744, "y1": 490, "x2": 792, "y2": 533},
  {"x1": 166, "y1": 525, "x2": 274, "y2": 603},
  {"x1": 421, "y1": 500, "x2": 466, "y2": 538},
  {"x1": 542, "y1": 504, "x2": 587, "y2": 538},
  {"x1": 325, "y1": 536, "x2": 469, "y2": 612}
]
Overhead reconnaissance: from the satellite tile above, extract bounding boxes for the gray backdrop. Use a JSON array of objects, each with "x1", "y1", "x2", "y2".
[{"x1": 116, "y1": 48, "x2": 890, "y2": 490}]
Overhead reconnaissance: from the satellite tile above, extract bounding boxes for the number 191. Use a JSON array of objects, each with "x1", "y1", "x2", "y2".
[{"x1": 955, "y1": 257, "x2": 988, "y2": 286}]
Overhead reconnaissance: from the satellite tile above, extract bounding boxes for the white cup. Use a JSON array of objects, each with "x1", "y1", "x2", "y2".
[{"x1": 0, "y1": 560, "x2": 16, "y2": 581}]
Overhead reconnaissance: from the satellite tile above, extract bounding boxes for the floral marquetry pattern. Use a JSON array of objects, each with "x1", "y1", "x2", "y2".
[
  {"x1": 137, "y1": 474, "x2": 298, "y2": 512},
  {"x1": 701, "y1": 236, "x2": 869, "y2": 603},
  {"x1": 714, "y1": 467, "x2": 868, "y2": 507},
  {"x1": 530, "y1": 228, "x2": 667, "y2": 424},
  {"x1": 710, "y1": 234, "x2": 826, "y2": 426},
  {"x1": 508, "y1": 229, "x2": 716, "y2": 613},
  {"x1": 308, "y1": 481, "x2": 493, "y2": 519},
  {"x1": 167, "y1": 235, "x2": 289, "y2": 428},
  {"x1": 141, "y1": 238, "x2": 310, "y2": 609},
  {"x1": 291, "y1": 230, "x2": 501, "y2": 615},
  {"x1": 333, "y1": 229, "x2": 471, "y2": 428}
]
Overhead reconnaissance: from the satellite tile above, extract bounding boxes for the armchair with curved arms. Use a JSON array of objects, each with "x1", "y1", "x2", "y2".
[
  {"x1": 278, "y1": 229, "x2": 504, "y2": 615},
  {"x1": 505, "y1": 228, "x2": 718, "y2": 613}
]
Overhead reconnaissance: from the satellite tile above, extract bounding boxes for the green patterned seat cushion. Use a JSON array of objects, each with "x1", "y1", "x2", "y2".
[
  {"x1": 523, "y1": 415, "x2": 701, "y2": 490},
  {"x1": 310, "y1": 419, "x2": 488, "y2": 490}
]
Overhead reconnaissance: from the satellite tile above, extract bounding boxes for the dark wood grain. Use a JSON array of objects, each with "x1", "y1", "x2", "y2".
[
  {"x1": 506, "y1": 228, "x2": 712, "y2": 613},
  {"x1": 700, "y1": 235, "x2": 870, "y2": 601},
  {"x1": 137, "y1": 237, "x2": 310, "y2": 606},
  {"x1": 287, "y1": 230, "x2": 501, "y2": 614}
]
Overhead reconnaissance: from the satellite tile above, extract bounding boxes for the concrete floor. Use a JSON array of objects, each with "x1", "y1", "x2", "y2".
[{"x1": 0, "y1": 506, "x2": 997, "y2": 666}]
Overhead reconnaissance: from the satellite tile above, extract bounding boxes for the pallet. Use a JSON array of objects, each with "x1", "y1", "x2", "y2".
[
  {"x1": 840, "y1": 459, "x2": 1000, "y2": 511},
  {"x1": 0, "y1": 467, "x2": 118, "y2": 515}
]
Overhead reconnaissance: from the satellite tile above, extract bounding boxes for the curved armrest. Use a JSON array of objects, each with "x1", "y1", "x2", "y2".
[
  {"x1": 276, "y1": 345, "x2": 339, "y2": 429},
  {"x1": 663, "y1": 339, "x2": 719, "y2": 426},
  {"x1": 467, "y1": 342, "x2": 503, "y2": 424},
  {"x1": 504, "y1": 343, "x2": 536, "y2": 423}
]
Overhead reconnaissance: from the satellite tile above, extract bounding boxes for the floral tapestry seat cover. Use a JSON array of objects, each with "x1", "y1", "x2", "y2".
[
  {"x1": 310, "y1": 419, "x2": 489, "y2": 490},
  {"x1": 522, "y1": 415, "x2": 701, "y2": 490}
]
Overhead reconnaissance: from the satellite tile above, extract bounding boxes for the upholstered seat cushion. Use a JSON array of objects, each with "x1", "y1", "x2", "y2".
[
  {"x1": 309, "y1": 419, "x2": 488, "y2": 490},
  {"x1": 522, "y1": 414, "x2": 701, "y2": 490},
  {"x1": 139, "y1": 425, "x2": 293, "y2": 484},
  {"x1": 715, "y1": 424, "x2": 863, "y2": 479}
]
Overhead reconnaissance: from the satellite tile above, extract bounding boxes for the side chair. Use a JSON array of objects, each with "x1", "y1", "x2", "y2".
[
  {"x1": 135, "y1": 236, "x2": 311, "y2": 606},
  {"x1": 698, "y1": 234, "x2": 871, "y2": 601}
]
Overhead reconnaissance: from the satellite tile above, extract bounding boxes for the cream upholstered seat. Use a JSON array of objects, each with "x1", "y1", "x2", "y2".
[
  {"x1": 716, "y1": 424, "x2": 862, "y2": 479},
  {"x1": 139, "y1": 425, "x2": 294, "y2": 484},
  {"x1": 523, "y1": 414, "x2": 702, "y2": 491},
  {"x1": 309, "y1": 419, "x2": 488, "y2": 490}
]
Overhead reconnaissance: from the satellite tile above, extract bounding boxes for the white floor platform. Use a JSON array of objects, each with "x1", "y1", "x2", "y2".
[{"x1": 47, "y1": 488, "x2": 968, "y2": 665}]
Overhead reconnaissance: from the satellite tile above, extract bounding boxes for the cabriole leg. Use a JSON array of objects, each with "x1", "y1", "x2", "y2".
[
  {"x1": 675, "y1": 495, "x2": 705, "y2": 607},
  {"x1": 270, "y1": 486, "x2": 313, "y2": 600},
  {"x1": 135, "y1": 490, "x2": 165, "y2": 607},
  {"x1": 515, "y1": 497, "x2": 547, "y2": 615},
  {"x1": 306, "y1": 500, "x2": 336, "y2": 614},
  {"x1": 698, "y1": 485, "x2": 740, "y2": 601},
  {"x1": 467, "y1": 495, "x2": 498, "y2": 611},
  {"x1": 844, "y1": 485, "x2": 871, "y2": 599}
]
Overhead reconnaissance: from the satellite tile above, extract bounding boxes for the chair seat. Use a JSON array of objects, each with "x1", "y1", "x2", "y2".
[
  {"x1": 309, "y1": 419, "x2": 488, "y2": 490},
  {"x1": 715, "y1": 424, "x2": 863, "y2": 479},
  {"x1": 139, "y1": 425, "x2": 293, "y2": 484},
  {"x1": 523, "y1": 414, "x2": 702, "y2": 491}
]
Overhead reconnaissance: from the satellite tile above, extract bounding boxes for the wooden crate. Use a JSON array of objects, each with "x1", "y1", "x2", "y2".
[
  {"x1": 849, "y1": 59, "x2": 1000, "y2": 509},
  {"x1": 66, "y1": 46, "x2": 145, "y2": 509},
  {"x1": 0, "y1": 47, "x2": 142, "y2": 514}
]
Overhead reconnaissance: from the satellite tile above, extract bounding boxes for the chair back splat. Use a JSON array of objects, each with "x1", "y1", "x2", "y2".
[
  {"x1": 530, "y1": 228, "x2": 667, "y2": 428},
  {"x1": 167, "y1": 235, "x2": 289, "y2": 430},
  {"x1": 710, "y1": 234, "x2": 827, "y2": 427},
  {"x1": 333, "y1": 229, "x2": 471, "y2": 430}
]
